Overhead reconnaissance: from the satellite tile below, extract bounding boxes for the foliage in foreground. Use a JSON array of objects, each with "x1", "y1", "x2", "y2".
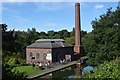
[
  {"x1": 84, "y1": 58, "x2": 120, "y2": 78},
  {"x1": 2, "y1": 64, "x2": 27, "y2": 80}
]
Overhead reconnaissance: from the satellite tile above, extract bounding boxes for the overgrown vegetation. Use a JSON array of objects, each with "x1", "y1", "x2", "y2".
[
  {"x1": 2, "y1": 64, "x2": 27, "y2": 80},
  {"x1": 82, "y1": 3, "x2": 120, "y2": 79},
  {"x1": 82, "y1": 6, "x2": 120, "y2": 66},
  {"x1": 84, "y1": 58, "x2": 120, "y2": 78}
]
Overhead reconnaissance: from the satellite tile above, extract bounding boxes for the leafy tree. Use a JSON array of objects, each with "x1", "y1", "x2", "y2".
[
  {"x1": 82, "y1": 6, "x2": 120, "y2": 66},
  {"x1": 26, "y1": 28, "x2": 39, "y2": 44},
  {"x1": 2, "y1": 24, "x2": 17, "y2": 54},
  {"x1": 65, "y1": 37, "x2": 75, "y2": 45},
  {"x1": 39, "y1": 32, "x2": 48, "y2": 39},
  {"x1": 63, "y1": 31, "x2": 70, "y2": 39},
  {"x1": 81, "y1": 30, "x2": 87, "y2": 38},
  {"x1": 53, "y1": 34, "x2": 60, "y2": 39},
  {"x1": 1, "y1": 24, "x2": 7, "y2": 32},
  {"x1": 47, "y1": 30, "x2": 55, "y2": 39},
  {"x1": 58, "y1": 29, "x2": 70, "y2": 39},
  {"x1": 70, "y1": 28, "x2": 75, "y2": 37}
]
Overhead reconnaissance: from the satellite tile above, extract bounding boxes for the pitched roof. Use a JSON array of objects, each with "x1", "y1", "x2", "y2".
[
  {"x1": 35, "y1": 39, "x2": 64, "y2": 42},
  {"x1": 27, "y1": 39, "x2": 73, "y2": 48}
]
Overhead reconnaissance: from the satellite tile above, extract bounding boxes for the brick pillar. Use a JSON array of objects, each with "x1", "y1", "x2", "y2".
[{"x1": 74, "y1": 3, "x2": 81, "y2": 55}]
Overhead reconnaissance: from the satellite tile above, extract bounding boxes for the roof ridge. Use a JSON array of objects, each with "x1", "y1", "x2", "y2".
[{"x1": 35, "y1": 39, "x2": 64, "y2": 42}]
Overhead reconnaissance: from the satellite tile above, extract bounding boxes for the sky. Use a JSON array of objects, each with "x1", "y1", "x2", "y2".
[{"x1": 1, "y1": 1, "x2": 119, "y2": 32}]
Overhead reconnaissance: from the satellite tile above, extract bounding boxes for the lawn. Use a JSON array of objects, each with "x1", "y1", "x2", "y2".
[{"x1": 13, "y1": 65, "x2": 42, "y2": 75}]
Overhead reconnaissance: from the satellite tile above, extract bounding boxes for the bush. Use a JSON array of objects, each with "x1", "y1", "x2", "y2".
[
  {"x1": 2, "y1": 64, "x2": 27, "y2": 80},
  {"x1": 7, "y1": 58, "x2": 17, "y2": 66},
  {"x1": 84, "y1": 58, "x2": 120, "y2": 78},
  {"x1": 19, "y1": 59, "x2": 27, "y2": 66}
]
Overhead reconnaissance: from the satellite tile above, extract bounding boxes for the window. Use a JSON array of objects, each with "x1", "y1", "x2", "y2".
[
  {"x1": 29, "y1": 52, "x2": 33, "y2": 57},
  {"x1": 36, "y1": 53, "x2": 40, "y2": 59},
  {"x1": 43, "y1": 53, "x2": 47, "y2": 59},
  {"x1": 51, "y1": 41, "x2": 55, "y2": 43}
]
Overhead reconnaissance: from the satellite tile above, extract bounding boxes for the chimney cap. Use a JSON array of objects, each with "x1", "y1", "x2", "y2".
[{"x1": 75, "y1": 2, "x2": 80, "y2": 6}]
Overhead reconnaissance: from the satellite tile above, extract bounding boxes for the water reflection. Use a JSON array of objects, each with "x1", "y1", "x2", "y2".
[
  {"x1": 34, "y1": 65, "x2": 94, "y2": 80},
  {"x1": 34, "y1": 65, "x2": 81, "y2": 79}
]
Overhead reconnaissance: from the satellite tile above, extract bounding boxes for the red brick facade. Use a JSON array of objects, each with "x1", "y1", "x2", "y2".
[
  {"x1": 26, "y1": 46, "x2": 74, "y2": 64},
  {"x1": 26, "y1": 48, "x2": 52, "y2": 64}
]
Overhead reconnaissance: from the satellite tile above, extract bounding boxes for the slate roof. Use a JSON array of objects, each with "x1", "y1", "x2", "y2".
[
  {"x1": 35, "y1": 39, "x2": 64, "y2": 42},
  {"x1": 27, "y1": 39, "x2": 73, "y2": 48}
]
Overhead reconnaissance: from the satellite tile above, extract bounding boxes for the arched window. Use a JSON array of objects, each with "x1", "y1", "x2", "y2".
[
  {"x1": 29, "y1": 52, "x2": 33, "y2": 57},
  {"x1": 43, "y1": 53, "x2": 47, "y2": 59},
  {"x1": 36, "y1": 53, "x2": 40, "y2": 59}
]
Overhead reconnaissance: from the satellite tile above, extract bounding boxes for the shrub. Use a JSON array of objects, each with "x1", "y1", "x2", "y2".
[{"x1": 84, "y1": 58, "x2": 120, "y2": 78}]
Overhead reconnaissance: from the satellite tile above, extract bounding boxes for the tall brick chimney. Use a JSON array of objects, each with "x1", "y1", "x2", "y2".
[{"x1": 74, "y1": 3, "x2": 81, "y2": 55}]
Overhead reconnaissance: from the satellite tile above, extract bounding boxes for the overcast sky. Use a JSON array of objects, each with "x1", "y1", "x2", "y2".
[{"x1": 1, "y1": 2, "x2": 118, "y2": 32}]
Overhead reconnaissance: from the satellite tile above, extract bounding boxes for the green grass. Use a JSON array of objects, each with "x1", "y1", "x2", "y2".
[
  {"x1": 7, "y1": 58, "x2": 16, "y2": 65},
  {"x1": 13, "y1": 65, "x2": 42, "y2": 75}
]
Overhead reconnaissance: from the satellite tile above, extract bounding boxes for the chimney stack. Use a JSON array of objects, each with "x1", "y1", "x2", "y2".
[{"x1": 74, "y1": 3, "x2": 81, "y2": 55}]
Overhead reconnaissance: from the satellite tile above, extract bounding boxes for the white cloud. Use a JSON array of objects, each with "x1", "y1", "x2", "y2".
[
  {"x1": 5, "y1": 14, "x2": 37, "y2": 31},
  {"x1": 81, "y1": 2, "x2": 90, "y2": 8},
  {"x1": 46, "y1": 22, "x2": 57, "y2": 27},
  {"x1": 1, "y1": 6, "x2": 8, "y2": 11},
  {"x1": 95, "y1": 4, "x2": 104, "y2": 9},
  {"x1": 11, "y1": 15, "x2": 32, "y2": 23},
  {"x1": 35, "y1": 3, "x2": 62, "y2": 11},
  {"x1": 9, "y1": 15, "x2": 36, "y2": 26}
]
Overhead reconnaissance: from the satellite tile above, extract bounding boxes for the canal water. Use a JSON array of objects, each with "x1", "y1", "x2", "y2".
[{"x1": 34, "y1": 64, "x2": 93, "y2": 80}]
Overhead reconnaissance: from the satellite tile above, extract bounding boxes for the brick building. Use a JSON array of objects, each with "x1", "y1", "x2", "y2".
[
  {"x1": 26, "y1": 2, "x2": 82, "y2": 64},
  {"x1": 26, "y1": 39, "x2": 74, "y2": 64}
]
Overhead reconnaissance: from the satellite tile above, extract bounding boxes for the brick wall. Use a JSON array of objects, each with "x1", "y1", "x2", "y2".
[
  {"x1": 26, "y1": 47, "x2": 74, "y2": 64},
  {"x1": 26, "y1": 48, "x2": 52, "y2": 64}
]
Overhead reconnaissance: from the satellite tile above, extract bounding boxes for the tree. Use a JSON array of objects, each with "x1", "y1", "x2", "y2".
[
  {"x1": 39, "y1": 32, "x2": 48, "y2": 39},
  {"x1": 63, "y1": 31, "x2": 70, "y2": 39},
  {"x1": 82, "y1": 6, "x2": 120, "y2": 66},
  {"x1": 70, "y1": 28, "x2": 75, "y2": 37},
  {"x1": 58, "y1": 29, "x2": 70, "y2": 39},
  {"x1": 2, "y1": 24, "x2": 17, "y2": 54},
  {"x1": 81, "y1": 30, "x2": 87, "y2": 38},
  {"x1": 65, "y1": 37, "x2": 75, "y2": 45},
  {"x1": 2, "y1": 24, "x2": 7, "y2": 32},
  {"x1": 47, "y1": 30, "x2": 55, "y2": 39},
  {"x1": 53, "y1": 34, "x2": 60, "y2": 39}
]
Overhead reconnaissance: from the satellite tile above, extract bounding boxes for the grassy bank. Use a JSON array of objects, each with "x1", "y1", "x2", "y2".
[{"x1": 13, "y1": 65, "x2": 42, "y2": 75}]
